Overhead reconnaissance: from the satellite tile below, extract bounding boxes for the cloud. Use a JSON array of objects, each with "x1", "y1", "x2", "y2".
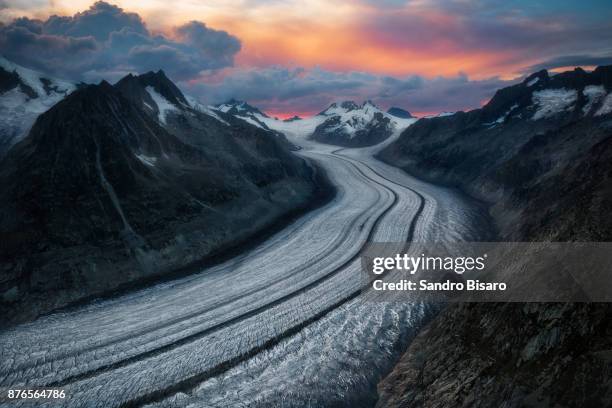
[
  {"x1": 175, "y1": 21, "x2": 241, "y2": 63},
  {"x1": 186, "y1": 66, "x2": 510, "y2": 116},
  {"x1": 2, "y1": 0, "x2": 610, "y2": 117},
  {"x1": 44, "y1": 1, "x2": 147, "y2": 41},
  {"x1": 0, "y1": 1, "x2": 241, "y2": 81}
]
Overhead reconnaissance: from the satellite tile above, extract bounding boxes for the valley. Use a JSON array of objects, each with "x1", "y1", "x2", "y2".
[
  {"x1": 0, "y1": 126, "x2": 492, "y2": 407},
  {"x1": 1, "y1": 55, "x2": 611, "y2": 407}
]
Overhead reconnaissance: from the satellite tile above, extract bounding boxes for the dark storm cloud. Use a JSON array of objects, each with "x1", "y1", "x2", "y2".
[
  {"x1": 0, "y1": 1, "x2": 241, "y2": 81},
  {"x1": 175, "y1": 21, "x2": 241, "y2": 64},
  {"x1": 43, "y1": 1, "x2": 147, "y2": 40},
  {"x1": 193, "y1": 67, "x2": 363, "y2": 101}
]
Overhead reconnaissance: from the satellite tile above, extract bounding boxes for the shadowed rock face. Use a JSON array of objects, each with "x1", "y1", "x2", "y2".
[
  {"x1": 0, "y1": 72, "x2": 329, "y2": 326},
  {"x1": 377, "y1": 66, "x2": 612, "y2": 408}
]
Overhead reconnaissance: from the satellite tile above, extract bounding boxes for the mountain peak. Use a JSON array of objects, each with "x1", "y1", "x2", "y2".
[
  {"x1": 215, "y1": 99, "x2": 269, "y2": 117},
  {"x1": 523, "y1": 69, "x2": 549, "y2": 87},
  {"x1": 362, "y1": 100, "x2": 378, "y2": 108},
  {"x1": 340, "y1": 100, "x2": 359, "y2": 110},
  {"x1": 115, "y1": 70, "x2": 189, "y2": 120},
  {"x1": 319, "y1": 101, "x2": 360, "y2": 115},
  {"x1": 99, "y1": 79, "x2": 113, "y2": 88}
]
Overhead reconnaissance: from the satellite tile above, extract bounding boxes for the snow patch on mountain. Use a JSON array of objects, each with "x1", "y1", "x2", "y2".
[
  {"x1": 0, "y1": 57, "x2": 73, "y2": 97},
  {"x1": 527, "y1": 77, "x2": 540, "y2": 87},
  {"x1": 241, "y1": 116, "x2": 267, "y2": 129},
  {"x1": 0, "y1": 57, "x2": 75, "y2": 155},
  {"x1": 184, "y1": 95, "x2": 229, "y2": 125},
  {"x1": 211, "y1": 100, "x2": 274, "y2": 130},
  {"x1": 145, "y1": 86, "x2": 178, "y2": 124},
  {"x1": 424, "y1": 112, "x2": 456, "y2": 119},
  {"x1": 217, "y1": 103, "x2": 233, "y2": 113},
  {"x1": 532, "y1": 88, "x2": 577, "y2": 120},
  {"x1": 261, "y1": 116, "x2": 327, "y2": 139},
  {"x1": 582, "y1": 85, "x2": 606, "y2": 115},
  {"x1": 483, "y1": 104, "x2": 519, "y2": 127},
  {"x1": 135, "y1": 153, "x2": 158, "y2": 167},
  {"x1": 595, "y1": 93, "x2": 612, "y2": 116}
]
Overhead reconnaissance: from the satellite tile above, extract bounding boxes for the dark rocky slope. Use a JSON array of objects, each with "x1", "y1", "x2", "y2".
[
  {"x1": 378, "y1": 65, "x2": 612, "y2": 240},
  {"x1": 377, "y1": 66, "x2": 612, "y2": 407},
  {"x1": 0, "y1": 72, "x2": 330, "y2": 326}
]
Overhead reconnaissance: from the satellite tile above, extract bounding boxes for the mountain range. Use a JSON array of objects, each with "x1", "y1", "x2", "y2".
[
  {"x1": 376, "y1": 65, "x2": 612, "y2": 407},
  {"x1": 378, "y1": 65, "x2": 612, "y2": 240},
  {"x1": 212, "y1": 99, "x2": 416, "y2": 147},
  {"x1": 0, "y1": 61, "x2": 330, "y2": 324},
  {"x1": 2, "y1": 54, "x2": 612, "y2": 405}
]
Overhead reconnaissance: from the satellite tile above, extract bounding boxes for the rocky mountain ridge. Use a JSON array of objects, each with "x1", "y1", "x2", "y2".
[
  {"x1": 376, "y1": 65, "x2": 612, "y2": 407},
  {"x1": 213, "y1": 99, "x2": 417, "y2": 146},
  {"x1": 378, "y1": 65, "x2": 612, "y2": 240}
]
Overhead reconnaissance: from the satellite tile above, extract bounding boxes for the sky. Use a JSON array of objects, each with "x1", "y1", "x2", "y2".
[{"x1": 1, "y1": 0, "x2": 612, "y2": 117}]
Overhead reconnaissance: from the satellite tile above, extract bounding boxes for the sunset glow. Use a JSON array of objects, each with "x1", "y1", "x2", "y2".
[{"x1": 2, "y1": 0, "x2": 611, "y2": 116}]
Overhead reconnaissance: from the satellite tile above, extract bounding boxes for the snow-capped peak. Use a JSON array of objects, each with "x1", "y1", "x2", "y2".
[
  {"x1": 0, "y1": 57, "x2": 76, "y2": 156},
  {"x1": 319, "y1": 100, "x2": 381, "y2": 117},
  {"x1": 309, "y1": 100, "x2": 417, "y2": 146},
  {"x1": 0, "y1": 56, "x2": 74, "y2": 98},
  {"x1": 211, "y1": 99, "x2": 417, "y2": 145},
  {"x1": 210, "y1": 99, "x2": 284, "y2": 131},
  {"x1": 215, "y1": 99, "x2": 269, "y2": 117}
]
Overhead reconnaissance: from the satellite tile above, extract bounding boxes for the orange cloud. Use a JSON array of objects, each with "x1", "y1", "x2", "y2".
[
  {"x1": 2, "y1": 0, "x2": 565, "y2": 80},
  {"x1": 207, "y1": 6, "x2": 540, "y2": 80}
]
